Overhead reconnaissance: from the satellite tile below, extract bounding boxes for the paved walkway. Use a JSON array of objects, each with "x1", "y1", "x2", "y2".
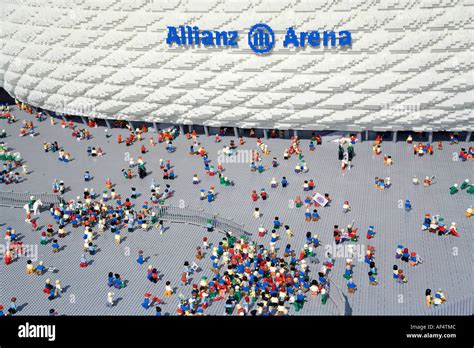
[{"x1": 0, "y1": 107, "x2": 472, "y2": 315}]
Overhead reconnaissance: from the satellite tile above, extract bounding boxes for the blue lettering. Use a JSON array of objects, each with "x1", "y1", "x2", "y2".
[
  {"x1": 228, "y1": 31, "x2": 238, "y2": 47},
  {"x1": 283, "y1": 27, "x2": 299, "y2": 47},
  {"x1": 323, "y1": 31, "x2": 336, "y2": 47},
  {"x1": 215, "y1": 31, "x2": 228, "y2": 46},
  {"x1": 186, "y1": 26, "x2": 193, "y2": 45},
  {"x1": 201, "y1": 31, "x2": 215, "y2": 46},
  {"x1": 299, "y1": 31, "x2": 307, "y2": 46},
  {"x1": 193, "y1": 26, "x2": 200, "y2": 44},
  {"x1": 339, "y1": 30, "x2": 352, "y2": 46},
  {"x1": 307, "y1": 31, "x2": 320, "y2": 47},
  {"x1": 166, "y1": 26, "x2": 181, "y2": 45}
]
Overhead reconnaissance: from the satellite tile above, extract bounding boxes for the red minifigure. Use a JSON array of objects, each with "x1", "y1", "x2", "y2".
[
  {"x1": 195, "y1": 246, "x2": 203, "y2": 260},
  {"x1": 181, "y1": 272, "x2": 188, "y2": 285},
  {"x1": 105, "y1": 178, "x2": 113, "y2": 190},
  {"x1": 251, "y1": 190, "x2": 258, "y2": 202},
  {"x1": 4, "y1": 249, "x2": 12, "y2": 265}
]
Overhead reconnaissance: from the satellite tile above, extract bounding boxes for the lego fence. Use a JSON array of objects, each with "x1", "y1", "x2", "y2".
[
  {"x1": 155, "y1": 205, "x2": 250, "y2": 237},
  {"x1": 0, "y1": 190, "x2": 62, "y2": 208}
]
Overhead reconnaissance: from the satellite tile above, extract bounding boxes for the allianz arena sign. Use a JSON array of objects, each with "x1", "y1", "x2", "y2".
[{"x1": 166, "y1": 23, "x2": 352, "y2": 54}]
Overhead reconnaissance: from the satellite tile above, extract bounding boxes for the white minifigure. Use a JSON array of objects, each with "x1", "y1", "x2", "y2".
[
  {"x1": 253, "y1": 208, "x2": 261, "y2": 219},
  {"x1": 106, "y1": 292, "x2": 115, "y2": 307},
  {"x1": 55, "y1": 279, "x2": 63, "y2": 297},
  {"x1": 342, "y1": 201, "x2": 351, "y2": 213},
  {"x1": 270, "y1": 177, "x2": 278, "y2": 188}
]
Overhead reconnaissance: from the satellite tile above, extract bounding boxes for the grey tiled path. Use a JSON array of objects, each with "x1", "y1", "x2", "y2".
[{"x1": 0, "y1": 107, "x2": 473, "y2": 315}]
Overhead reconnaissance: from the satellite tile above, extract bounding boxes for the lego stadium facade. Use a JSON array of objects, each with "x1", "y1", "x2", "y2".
[{"x1": 0, "y1": 0, "x2": 473, "y2": 132}]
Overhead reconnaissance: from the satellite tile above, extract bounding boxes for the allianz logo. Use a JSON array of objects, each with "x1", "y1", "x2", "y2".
[{"x1": 166, "y1": 24, "x2": 352, "y2": 54}]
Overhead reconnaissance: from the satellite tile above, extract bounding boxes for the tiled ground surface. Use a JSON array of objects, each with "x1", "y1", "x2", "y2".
[{"x1": 0, "y1": 106, "x2": 473, "y2": 316}]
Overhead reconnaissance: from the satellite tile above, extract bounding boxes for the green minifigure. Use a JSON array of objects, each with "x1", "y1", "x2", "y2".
[{"x1": 321, "y1": 289, "x2": 328, "y2": 305}]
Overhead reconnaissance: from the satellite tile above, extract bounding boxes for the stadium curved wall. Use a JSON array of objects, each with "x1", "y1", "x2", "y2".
[{"x1": 0, "y1": 0, "x2": 473, "y2": 131}]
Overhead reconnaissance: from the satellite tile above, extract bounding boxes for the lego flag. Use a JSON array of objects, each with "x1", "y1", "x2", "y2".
[{"x1": 313, "y1": 193, "x2": 328, "y2": 207}]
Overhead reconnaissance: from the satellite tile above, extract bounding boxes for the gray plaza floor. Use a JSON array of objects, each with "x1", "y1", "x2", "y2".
[{"x1": 0, "y1": 106, "x2": 473, "y2": 316}]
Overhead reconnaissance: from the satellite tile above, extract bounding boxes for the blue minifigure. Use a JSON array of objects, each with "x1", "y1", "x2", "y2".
[
  {"x1": 108, "y1": 272, "x2": 115, "y2": 287},
  {"x1": 347, "y1": 279, "x2": 357, "y2": 293},
  {"x1": 142, "y1": 293, "x2": 151, "y2": 309},
  {"x1": 273, "y1": 217, "x2": 281, "y2": 229},
  {"x1": 155, "y1": 306, "x2": 162, "y2": 316},
  {"x1": 48, "y1": 288, "x2": 55, "y2": 301},
  {"x1": 207, "y1": 191, "x2": 214, "y2": 203},
  {"x1": 84, "y1": 171, "x2": 91, "y2": 182},
  {"x1": 137, "y1": 250, "x2": 144, "y2": 265},
  {"x1": 36, "y1": 262, "x2": 46, "y2": 274},
  {"x1": 113, "y1": 274, "x2": 123, "y2": 289},
  {"x1": 52, "y1": 240, "x2": 60, "y2": 253},
  {"x1": 405, "y1": 199, "x2": 412, "y2": 212},
  {"x1": 10, "y1": 230, "x2": 17, "y2": 242},
  {"x1": 313, "y1": 234, "x2": 321, "y2": 247},
  {"x1": 366, "y1": 226, "x2": 375, "y2": 239}
]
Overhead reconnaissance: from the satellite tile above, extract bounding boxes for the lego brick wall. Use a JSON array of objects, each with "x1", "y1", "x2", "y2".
[{"x1": 0, "y1": 0, "x2": 472, "y2": 131}]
